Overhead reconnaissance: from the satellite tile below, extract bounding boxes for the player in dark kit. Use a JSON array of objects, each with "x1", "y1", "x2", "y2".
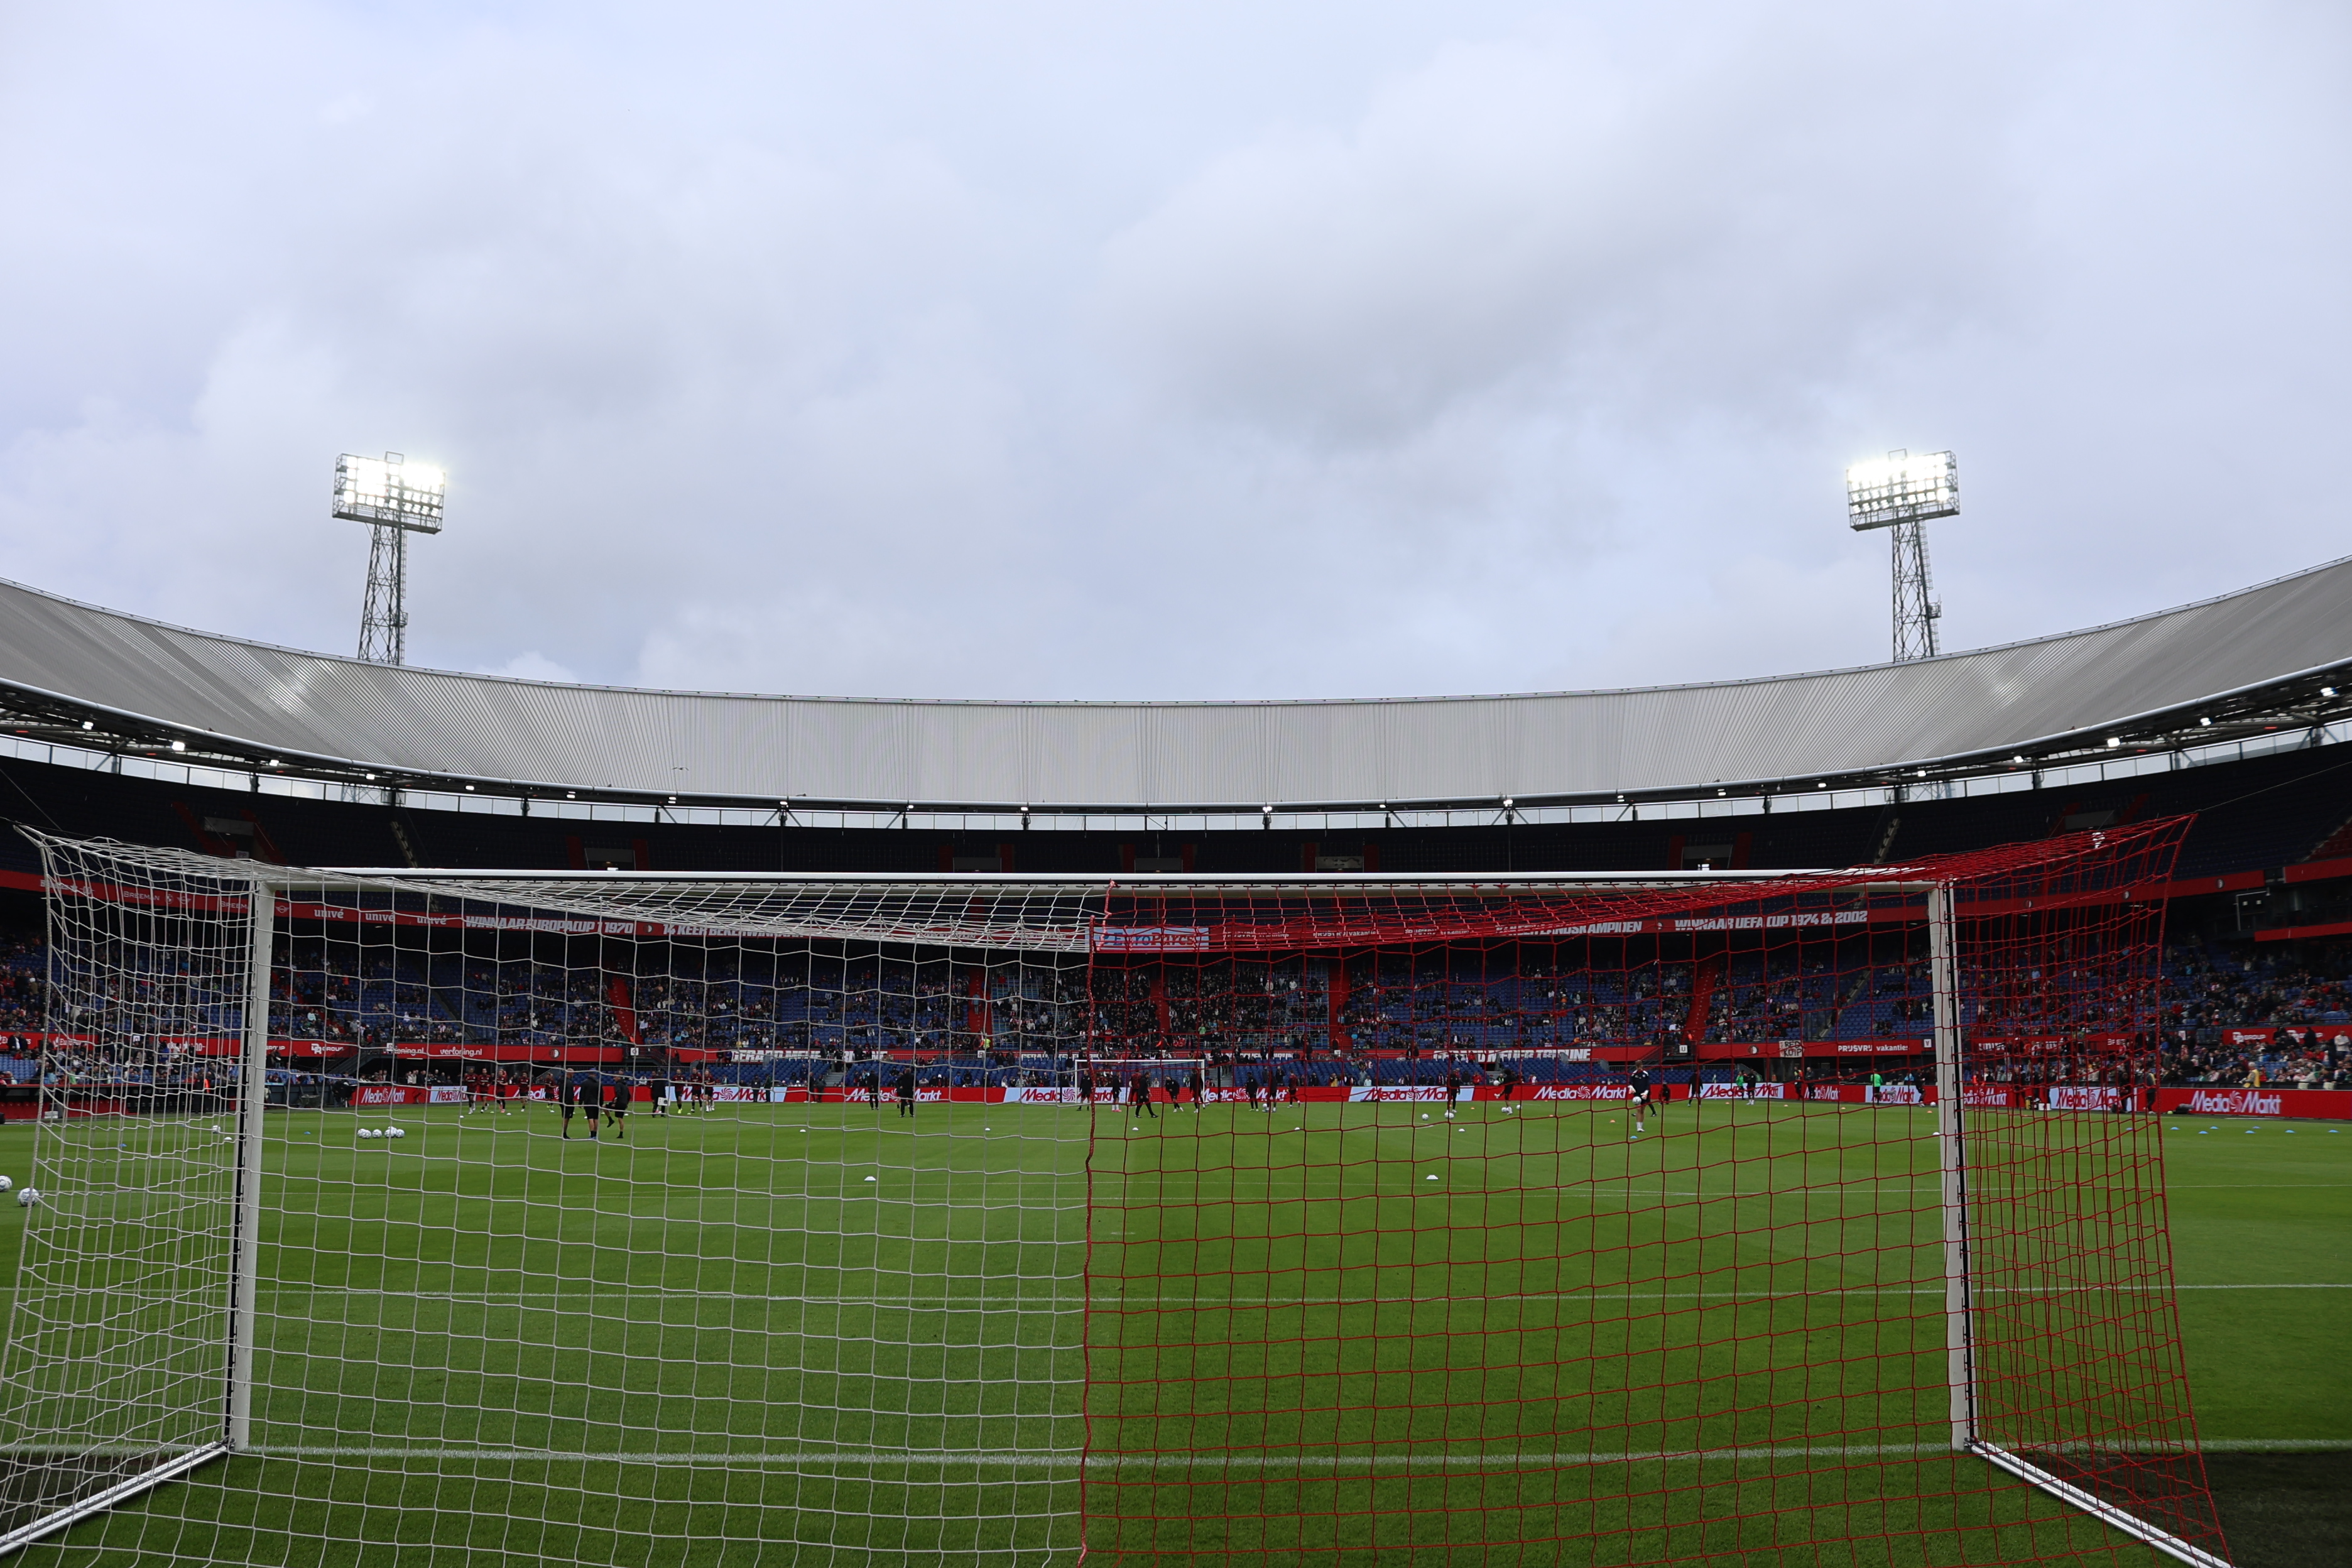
[
  {"x1": 605, "y1": 1079, "x2": 629, "y2": 1138},
  {"x1": 562, "y1": 1077, "x2": 592, "y2": 1139},
  {"x1": 896, "y1": 1067, "x2": 917, "y2": 1118},
  {"x1": 1242, "y1": 1074, "x2": 1260, "y2": 1112},
  {"x1": 1189, "y1": 1067, "x2": 1207, "y2": 1113},
  {"x1": 1629, "y1": 1067, "x2": 1656, "y2": 1135},
  {"x1": 1078, "y1": 1069, "x2": 1095, "y2": 1106},
  {"x1": 1129, "y1": 1072, "x2": 1156, "y2": 1119}
]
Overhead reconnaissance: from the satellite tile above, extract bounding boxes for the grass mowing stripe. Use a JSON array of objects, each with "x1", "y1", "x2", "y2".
[{"x1": 0, "y1": 1096, "x2": 2336, "y2": 1564}]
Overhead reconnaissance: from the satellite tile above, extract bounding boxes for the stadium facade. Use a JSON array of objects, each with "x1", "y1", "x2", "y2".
[{"x1": 0, "y1": 560, "x2": 2349, "y2": 939}]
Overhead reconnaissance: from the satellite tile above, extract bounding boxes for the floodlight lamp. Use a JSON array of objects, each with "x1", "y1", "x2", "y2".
[
  {"x1": 1503, "y1": 797, "x2": 1515, "y2": 809},
  {"x1": 1846, "y1": 449, "x2": 1959, "y2": 531},
  {"x1": 334, "y1": 452, "x2": 446, "y2": 534},
  {"x1": 170, "y1": 739, "x2": 185, "y2": 752},
  {"x1": 2106, "y1": 737, "x2": 2120, "y2": 748},
  {"x1": 79, "y1": 721, "x2": 92, "y2": 731},
  {"x1": 2326, "y1": 687, "x2": 2339, "y2": 699},
  {"x1": 2199, "y1": 717, "x2": 2213, "y2": 727}
]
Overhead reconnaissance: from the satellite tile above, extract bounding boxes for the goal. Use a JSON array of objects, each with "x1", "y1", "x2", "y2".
[{"x1": 0, "y1": 826, "x2": 2228, "y2": 1565}]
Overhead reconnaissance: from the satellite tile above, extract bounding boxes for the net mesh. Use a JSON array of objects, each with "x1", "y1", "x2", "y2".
[{"x1": 0, "y1": 825, "x2": 2225, "y2": 1565}]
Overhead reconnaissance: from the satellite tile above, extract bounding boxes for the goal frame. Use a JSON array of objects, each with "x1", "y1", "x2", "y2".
[{"x1": 0, "y1": 849, "x2": 2228, "y2": 1565}]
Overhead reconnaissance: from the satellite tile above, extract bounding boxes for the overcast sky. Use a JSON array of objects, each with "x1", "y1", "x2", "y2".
[{"x1": 1, "y1": 3, "x2": 2345, "y2": 702}]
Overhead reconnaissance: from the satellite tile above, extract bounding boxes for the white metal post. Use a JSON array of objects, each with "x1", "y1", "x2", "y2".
[
  {"x1": 1926, "y1": 883, "x2": 1976, "y2": 1452},
  {"x1": 224, "y1": 878, "x2": 273, "y2": 1451}
]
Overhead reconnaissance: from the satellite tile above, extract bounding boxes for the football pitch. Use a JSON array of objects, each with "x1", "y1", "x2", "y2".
[{"x1": 0, "y1": 1097, "x2": 2341, "y2": 1565}]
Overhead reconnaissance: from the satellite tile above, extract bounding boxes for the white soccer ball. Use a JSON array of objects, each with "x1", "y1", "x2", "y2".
[
  {"x1": 1503, "y1": 1107, "x2": 1516, "y2": 1115},
  {"x1": 1444, "y1": 1111, "x2": 1456, "y2": 1121},
  {"x1": 359, "y1": 1128, "x2": 378, "y2": 1140},
  {"x1": 0, "y1": 1175, "x2": 13, "y2": 1192},
  {"x1": 1420, "y1": 1113, "x2": 1430, "y2": 1120},
  {"x1": 16, "y1": 1188, "x2": 38, "y2": 1207},
  {"x1": 210, "y1": 1124, "x2": 224, "y2": 1135},
  {"x1": 387, "y1": 1127, "x2": 406, "y2": 1140}
]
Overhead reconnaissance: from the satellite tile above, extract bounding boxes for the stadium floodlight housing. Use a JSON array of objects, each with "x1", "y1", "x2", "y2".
[
  {"x1": 333, "y1": 453, "x2": 445, "y2": 534},
  {"x1": 1846, "y1": 450, "x2": 1958, "y2": 531}
]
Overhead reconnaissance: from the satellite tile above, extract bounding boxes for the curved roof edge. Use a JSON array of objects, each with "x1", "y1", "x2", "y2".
[{"x1": 0, "y1": 557, "x2": 2349, "y2": 810}]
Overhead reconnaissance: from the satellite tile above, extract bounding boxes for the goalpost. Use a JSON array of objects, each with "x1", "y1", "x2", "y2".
[{"x1": 0, "y1": 827, "x2": 2230, "y2": 1565}]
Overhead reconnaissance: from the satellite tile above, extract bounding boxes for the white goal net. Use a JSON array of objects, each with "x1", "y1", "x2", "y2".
[
  {"x1": 0, "y1": 836, "x2": 1112, "y2": 1565},
  {"x1": 0, "y1": 828, "x2": 2230, "y2": 1567}
]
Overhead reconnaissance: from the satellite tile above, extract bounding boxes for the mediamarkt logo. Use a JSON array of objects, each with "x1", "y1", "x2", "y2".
[{"x1": 2184, "y1": 1087, "x2": 2284, "y2": 1116}]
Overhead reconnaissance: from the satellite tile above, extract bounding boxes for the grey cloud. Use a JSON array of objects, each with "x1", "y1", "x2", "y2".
[{"x1": 0, "y1": 3, "x2": 2345, "y2": 705}]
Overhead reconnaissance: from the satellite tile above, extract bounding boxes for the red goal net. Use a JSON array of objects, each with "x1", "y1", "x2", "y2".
[{"x1": 1080, "y1": 820, "x2": 2228, "y2": 1565}]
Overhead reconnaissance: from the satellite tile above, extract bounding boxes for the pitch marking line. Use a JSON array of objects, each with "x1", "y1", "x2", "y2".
[
  {"x1": 206, "y1": 1282, "x2": 2352, "y2": 1302},
  {"x1": 233, "y1": 1440, "x2": 2352, "y2": 1466}
]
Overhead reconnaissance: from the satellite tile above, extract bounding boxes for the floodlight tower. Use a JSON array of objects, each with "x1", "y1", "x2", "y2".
[
  {"x1": 1846, "y1": 449, "x2": 1957, "y2": 662},
  {"x1": 334, "y1": 452, "x2": 445, "y2": 665}
]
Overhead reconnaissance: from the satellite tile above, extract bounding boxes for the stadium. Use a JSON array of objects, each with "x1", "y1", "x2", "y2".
[{"x1": 0, "y1": 545, "x2": 2342, "y2": 1565}]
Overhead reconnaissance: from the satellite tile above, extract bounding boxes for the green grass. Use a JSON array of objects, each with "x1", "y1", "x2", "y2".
[{"x1": 0, "y1": 1097, "x2": 2334, "y2": 1564}]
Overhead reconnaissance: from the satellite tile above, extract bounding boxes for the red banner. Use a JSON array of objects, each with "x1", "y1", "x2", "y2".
[
  {"x1": 2153, "y1": 1086, "x2": 2352, "y2": 1119},
  {"x1": 172, "y1": 1038, "x2": 352, "y2": 1059},
  {"x1": 393, "y1": 1043, "x2": 629, "y2": 1064},
  {"x1": 351, "y1": 1084, "x2": 469, "y2": 1105},
  {"x1": 1696, "y1": 1039, "x2": 1928, "y2": 1060}
]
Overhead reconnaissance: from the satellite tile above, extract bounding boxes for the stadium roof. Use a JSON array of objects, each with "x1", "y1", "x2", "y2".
[{"x1": 0, "y1": 560, "x2": 2349, "y2": 814}]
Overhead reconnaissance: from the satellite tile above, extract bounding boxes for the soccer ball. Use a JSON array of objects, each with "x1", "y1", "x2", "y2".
[
  {"x1": 16, "y1": 1188, "x2": 38, "y2": 1207},
  {"x1": 1420, "y1": 1113, "x2": 1430, "y2": 1120},
  {"x1": 359, "y1": 1128, "x2": 379, "y2": 1140},
  {"x1": 0, "y1": 1175, "x2": 13, "y2": 1192},
  {"x1": 387, "y1": 1127, "x2": 406, "y2": 1140},
  {"x1": 1444, "y1": 1111, "x2": 1456, "y2": 1121},
  {"x1": 1503, "y1": 1107, "x2": 1516, "y2": 1115}
]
